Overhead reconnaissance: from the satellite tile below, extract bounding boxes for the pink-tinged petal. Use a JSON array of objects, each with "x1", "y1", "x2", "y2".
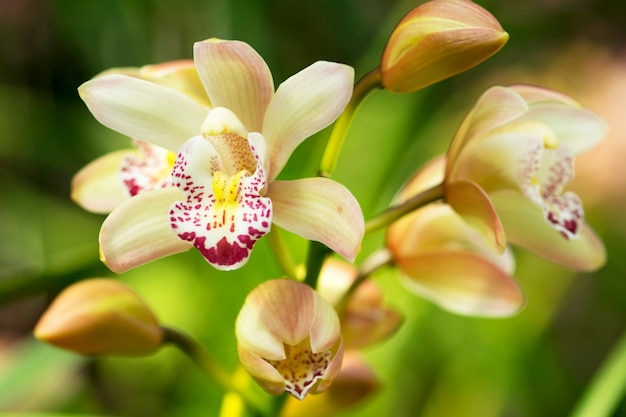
[
  {"x1": 194, "y1": 39, "x2": 274, "y2": 132},
  {"x1": 100, "y1": 188, "x2": 191, "y2": 274},
  {"x1": 446, "y1": 86, "x2": 528, "y2": 173},
  {"x1": 71, "y1": 150, "x2": 131, "y2": 214},
  {"x1": 263, "y1": 61, "x2": 354, "y2": 179},
  {"x1": 445, "y1": 180, "x2": 506, "y2": 253},
  {"x1": 511, "y1": 84, "x2": 581, "y2": 107},
  {"x1": 237, "y1": 347, "x2": 286, "y2": 395},
  {"x1": 236, "y1": 280, "x2": 317, "y2": 358},
  {"x1": 490, "y1": 190, "x2": 606, "y2": 271},
  {"x1": 268, "y1": 178, "x2": 364, "y2": 262},
  {"x1": 396, "y1": 251, "x2": 524, "y2": 317},
  {"x1": 78, "y1": 74, "x2": 208, "y2": 152},
  {"x1": 169, "y1": 136, "x2": 272, "y2": 271}
]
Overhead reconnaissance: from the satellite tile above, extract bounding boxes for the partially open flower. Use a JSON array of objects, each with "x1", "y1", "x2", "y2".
[
  {"x1": 445, "y1": 84, "x2": 607, "y2": 271},
  {"x1": 381, "y1": 0, "x2": 508, "y2": 93},
  {"x1": 235, "y1": 279, "x2": 343, "y2": 400},
  {"x1": 281, "y1": 351, "x2": 379, "y2": 417},
  {"x1": 317, "y1": 259, "x2": 403, "y2": 349},
  {"x1": 34, "y1": 279, "x2": 163, "y2": 356},
  {"x1": 387, "y1": 157, "x2": 524, "y2": 317}
]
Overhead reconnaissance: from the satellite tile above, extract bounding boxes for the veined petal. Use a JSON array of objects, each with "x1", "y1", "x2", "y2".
[
  {"x1": 169, "y1": 136, "x2": 272, "y2": 270},
  {"x1": 100, "y1": 188, "x2": 191, "y2": 274},
  {"x1": 263, "y1": 61, "x2": 354, "y2": 179},
  {"x1": 269, "y1": 178, "x2": 364, "y2": 262},
  {"x1": 490, "y1": 191, "x2": 606, "y2": 271},
  {"x1": 71, "y1": 149, "x2": 131, "y2": 214},
  {"x1": 78, "y1": 74, "x2": 208, "y2": 152},
  {"x1": 396, "y1": 251, "x2": 524, "y2": 317},
  {"x1": 446, "y1": 86, "x2": 528, "y2": 173},
  {"x1": 194, "y1": 39, "x2": 274, "y2": 132},
  {"x1": 445, "y1": 180, "x2": 506, "y2": 253}
]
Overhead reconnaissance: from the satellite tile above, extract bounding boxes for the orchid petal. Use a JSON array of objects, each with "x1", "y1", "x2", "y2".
[
  {"x1": 79, "y1": 74, "x2": 208, "y2": 152},
  {"x1": 194, "y1": 39, "x2": 274, "y2": 132},
  {"x1": 99, "y1": 188, "x2": 191, "y2": 274},
  {"x1": 396, "y1": 251, "x2": 524, "y2": 317},
  {"x1": 263, "y1": 61, "x2": 354, "y2": 179},
  {"x1": 446, "y1": 86, "x2": 528, "y2": 172},
  {"x1": 169, "y1": 136, "x2": 272, "y2": 271},
  {"x1": 71, "y1": 149, "x2": 131, "y2": 214},
  {"x1": 445, "y1": 180, "x2": 506, "y2": 253},
  {"x1": 139, "y1": 60, "x2": 211, "y2": 107},
  {"x1": 490, "y1": 191, "x2": 606, "y2": 271},
  {"x1": 269, "y1": 178, "x2": 364, "y2": 261}
]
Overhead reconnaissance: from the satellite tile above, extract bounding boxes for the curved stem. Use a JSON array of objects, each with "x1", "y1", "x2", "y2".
[
  {"x1": 365, "y1": 182, "x2": 445, "y2": 235},
  {"x1": 318, "y1": 68, "x2": 383, "y2": 178},
  {"x1": 303, "y1": 241, "x2": 331, "y2": 289},
  {"x1": 569, "y1": 329, "x2": 626, "y2": 417},
  {"x1": 267, "y1": 227, "x2": 298, "y2": 280},
  {"x1": 335, "y1": 248, "x2": 393, "y2": 316},
  {"x1": 162, "y1": 326, "x2": 267, "y2": 415}
]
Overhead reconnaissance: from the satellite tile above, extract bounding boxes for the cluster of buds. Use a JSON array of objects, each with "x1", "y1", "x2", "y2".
[{"x1": 33, "y1": 0, "x2": 608, "y2": 414}]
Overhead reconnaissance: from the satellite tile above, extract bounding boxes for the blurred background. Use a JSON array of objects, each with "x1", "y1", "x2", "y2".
[{"x1": 1, "y1": 0, "x2": 626, "y2": 416}]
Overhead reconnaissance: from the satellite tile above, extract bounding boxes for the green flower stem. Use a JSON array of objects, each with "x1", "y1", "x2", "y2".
[
  {"x1": 318, "y1": 67, "x2": 382, "y2": 178},
  {"x1": 335, "y1": 248, "x2": 393, "y2": 316},
  {"x1": 267, "y1": 227, "x2": 299, "y2": 280},
  {"x1": 569, "y1": 329, "x2": 626, "y2": 417},
  {"x1": 162, "y1": 326, "x2": 267, "y2": 415},
  {"x1": 364, "y1": 182, "x2": 445, "y2": 235},
  {"x1": 303, "y1": 241, "x2": 331, "y2": 289}
]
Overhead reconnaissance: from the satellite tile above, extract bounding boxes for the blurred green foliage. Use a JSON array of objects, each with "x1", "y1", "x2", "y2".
[{"x1": 2, "y1": 0, "x2": 626, "y2": 416}]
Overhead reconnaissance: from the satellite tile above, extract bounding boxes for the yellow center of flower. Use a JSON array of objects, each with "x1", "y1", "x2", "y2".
[
  {"x1": 266, "y1": 337, "x2": 331, "y2": 400},
  {"x1": 212, "y1": 170, "x2": 247, "y2": 207}
]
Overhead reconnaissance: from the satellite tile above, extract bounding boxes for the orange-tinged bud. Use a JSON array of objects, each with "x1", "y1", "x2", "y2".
[
  {"x1": 381, "y1": 0, "x2": 508, "y2": 93},
  {"x1": 235, "y1": 279, "x2": 343, "y2": 400},
  {"x1": 34, "y1": 279, "x2": 163, "y2": 356}
]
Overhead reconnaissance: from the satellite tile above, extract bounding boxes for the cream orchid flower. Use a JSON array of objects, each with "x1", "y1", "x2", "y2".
[
  {"x1": 235, "y1": 279, "x2": 343, "y2": 400},
  {"x1": 78, "y1": 39, "x2": 363, "y2": 272},
  {"x1": 387, "y1": 157, "x2": 523, "y2": 317},
  {"x1": 72, "y1": 60, "x2": 208, "y2": 214},
  {"x1": 444, "y1": 84, "x2": 607, "y2": 271}
]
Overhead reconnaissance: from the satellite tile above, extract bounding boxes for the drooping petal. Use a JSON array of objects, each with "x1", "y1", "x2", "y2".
[
  {"x1": 78, "y1": 74, "x2": 208, "y2": 152},
  {"x1": 99, "y1": 188, "x2": 191, "y2": 274},
  {"x1": 169, "y1": 135, "x2": 272, "y2": 271},
  {"x1": 193, "y1": 39, "x2": 274, "y2": 132},
  {"x1": 489, "y1": 190, "x2": 606, "y2": 271},
  {"x1": 262, "y1": 61, "x2": 354, "y2": 179},
  {"x1": 446, "y1": 86, "x2": 528, "y2": 172},
  {"x1": 71, "y1": 149, "x2": 131, "y2": 214},
  {"x1": 268, "y1": 178, "x2": 364, "y2": 261},
  {"x1": 396, "y1": 251, "x2": 524, "y2": 317},
  {"x1": 445, "y1": 179, "x2": 506, "y2": 253}
]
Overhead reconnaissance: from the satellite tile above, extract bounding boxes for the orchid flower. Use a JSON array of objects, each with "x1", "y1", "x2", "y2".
[
  {"x1": 78, "y1": 39, "x2": 363, "y2": 272},
  {"x1": 235, "y1": 279, "x2": 343, "y2": 400},
  {"x1": 387, "y1": 157, "x2": 523, "y2": 317},
  {"x1": 72, "y1": 60, "x2": 208, "y2": 214},
  {"x1": 445, "y1": 84, "x2": 607, "y2": 271}
]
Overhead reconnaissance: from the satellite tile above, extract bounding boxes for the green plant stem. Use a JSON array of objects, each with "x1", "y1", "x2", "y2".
[
  {"x1": 364, "y1": 182, "x2": 445, "y2": 235},
  {"x1": 303, "y1": 241, "x2": 331, "y2": 289},
  {"x1": 335, "y1": 248, "x2": 393, "y2": 316},
  {"x1": 162, "y1": 326, "x2": 267, "y2": 415},
  {"x1": 569, "y1": 329, "x2": 626, "y2": 417},
  {"x1": 267, "y1": 227, "x2": 299, "y2": 279},
  {"x1": 318, "y1": 67, "x2": 383, "y2": 178}
]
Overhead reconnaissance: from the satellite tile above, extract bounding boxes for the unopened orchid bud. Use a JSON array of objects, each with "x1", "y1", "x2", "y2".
[
  {"x1": 34, "y1": 279, "x2": 163, "y2": 356},
  {"x1": 235, "y1": 279, "x2": 343, "y2": 400},
  {"x1": 381, "y1": 0, "x2": 508, "y2": 93},
  {"x1": 317, "y1": 259, "x2": 403, "y2": 350}
]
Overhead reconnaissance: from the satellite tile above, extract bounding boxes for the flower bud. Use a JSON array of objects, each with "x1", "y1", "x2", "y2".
[
  {"x1": 34, "y1": 279, "x2": 163, "y2": 356},
  {"x1": 235, "y1": 279, "x2": 343, "y2": 400},
  {"x1": 317, "y1": 259, "x2": 403, "y2": 350},
  {"x1": 381, "y1": 0, "x2": 508, "y2": 93}
]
